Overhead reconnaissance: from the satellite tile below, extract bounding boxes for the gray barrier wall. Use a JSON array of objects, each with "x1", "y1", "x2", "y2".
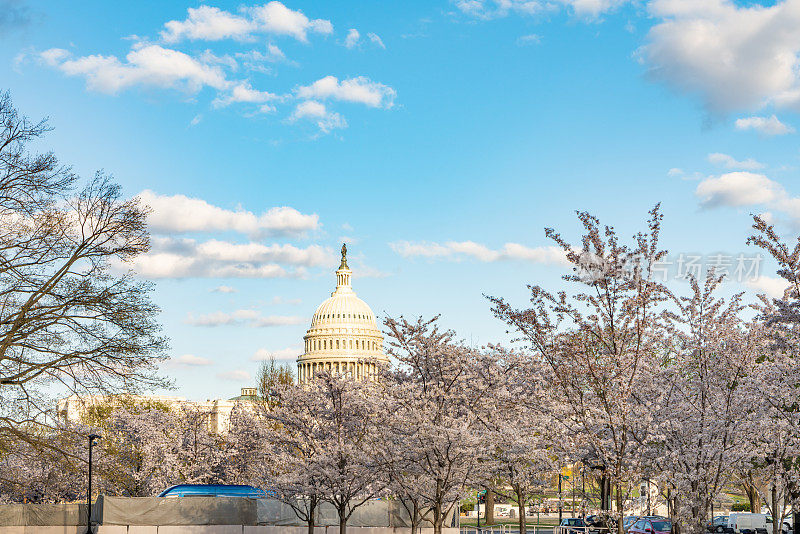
[{"x1": 0, "y1": 498, "x2": 459, "y2": 528}]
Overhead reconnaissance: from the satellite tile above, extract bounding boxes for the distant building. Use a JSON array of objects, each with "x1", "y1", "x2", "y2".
[
  {"x1": 296, "y1": 244, "x2": 389, "y2": 383},
  {"x1": 56, "y1": 387, "x2": 258, "y2": 433}
]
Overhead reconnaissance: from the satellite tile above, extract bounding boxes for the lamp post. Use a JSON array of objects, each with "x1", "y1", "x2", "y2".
[
  {"x1": 86, "y1": 433, "x2": 101, "y2": 534},
  {"x1": 582, "y1": 454, "x2": 609, "y2": 514}
]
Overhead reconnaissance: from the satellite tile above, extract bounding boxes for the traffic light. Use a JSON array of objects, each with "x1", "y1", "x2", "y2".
[{"x1": 478, "y1": 491, "x2": 486, "y2": 504}]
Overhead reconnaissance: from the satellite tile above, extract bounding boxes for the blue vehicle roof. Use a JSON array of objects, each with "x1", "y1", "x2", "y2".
[{"x1": 157, "y1": 484, "x2": 275, "y2": 498}]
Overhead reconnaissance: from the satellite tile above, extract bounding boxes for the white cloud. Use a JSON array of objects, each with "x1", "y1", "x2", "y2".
[
  {"x1": 161, "y1": 6, "x2": 254, "y2": 43},
  {"x1": 735, "y1": 115, "x2": 795, "y2": 136},
  {"x1": 118, "y1": 237, "x2": 334, "y2": 279},
  {"x1": 189, "y1": 114, "x2": 203, "y2": 126},
  {"x1": 252, "y1": 346, "x2": 302, "y2": 361},
  {"x1": 249, "y1": 1, "x2": 333, "y2": 42},
  {"x1": 289, "y1": 100, "x2": 347, "y2": 133},
  {"x1": 296, "y1": 76, "x2": 396, "y2": 108},
  {"x1": 186, "y1": 309, "x2": 304, "y2": 327},
  {"x1": 367, "y1": 33, "x2": 386, "y2": 49},
  {"x1": 211, "y1": 285, "x2": 237, "y2": 293},
  {"x1": 270, "y1": 296, "x2": 302, "y2": 305},
  {"x1": 344, "y1": 29, "x2": 360, "y2": 49},
  {"x1": 217, "y1": 370, "x2": 252, "y2": 382},
  {"x1": 517, "y1": 34, "x2": 542, "y2": 46},
  {"x1": 236, "y1": 45, "x2": 288, "y2": 73},
  {"x1": 138, "y1": 190, "x2": 318, "y2": 238},
  {"x1": 391, "y1": 241, "x2": 568, "y2": 265},
  {"x1": 745, "y1": 275, "x2": 789, "y2": 299},
  {"x1": 454, "y1": 0, "x2": 628, "y2": 19},
  {"x1": 641, "y1": 0, "x2": 800, "y2": 113},
  {"x1": 170, "y1": 354, "x2": 214, "y2": 367},
  {"x1": 41, "y1": 44, "x2": 230, "y2": 95},
  {"x1": 707, "y1": 152, "x2": 765, "y2": 171},
  {"x1": 212, "y1": 81, "x2": 278, "y2": 112},
  {"x1": 695, "y1": 172, "x2": 781, "y2": 208},
  {"x1": 161, "y1": 2, "x2": 332, "y2": 43}
]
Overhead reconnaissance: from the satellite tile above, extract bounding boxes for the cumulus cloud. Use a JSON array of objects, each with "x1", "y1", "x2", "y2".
[
  {"x1": 745, "y1": 275, "x2": 789, "y2": 299},
  {"x1": 735, "y1": 115, "x2": 795, "y2": 136},
  {"x1": 217, "y1": 370, "x2": 252, "y2": 382},
  {"x1": 160, "y1": 2, "x2": 332, "y2": 43},
  {"x1": 186, "y1": 309, "x2": 305, "y2": 327},
  {"x1": 296, "y1": 76, "x2": 396, "y2": 108},
  {"x1": 640, "y1": 0, "x2": 800, "y2": 113},
  {"x1": 39, "y1": 44, "x2": 229, "y2": 95},
  {"x1": 212, "y1": 81, "x2": 279, "y2": 112},
  {"x1": 289, "y1": 100, "x2": 347, "y2": 133},
  {"x1": 138, "y1": 190, "x2": 318, "y2": 238},
  {"x1": 169, "y1": 354, "x2": 214, "y2": 367},
  {"x1": 707, "y1": 153, "x2": 765, "y2": 171},
  {"x1": 161, "y1": 6, "x2": 254, "y2": 43},
  {"x1": 344, "y1": 29, "x2": 360, "y2": 49},
  {"x1": 249, "y1": 1, "x2": 332, "y2": 41},
  {"x1": 694, "y1": 171, "x2": 800, "y2": 227},
  {"x1": 391, "y1": 241, "x2": 568, "y2": 265},
  {"x1": 251, "y1": 346, "x2": 302, "y2": 361},
  {"x1": 118, "y1": 237, "x2": 334, "y2": 279},
  {"x1": 695, "y1": 172, "x2": 781, "y2": 208}
]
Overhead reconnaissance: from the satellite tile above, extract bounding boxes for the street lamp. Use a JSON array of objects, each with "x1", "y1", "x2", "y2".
[
  {"x1": 582, "y1": 453, "x2": 609, "y2": 514},
  {"x1": 86, "y1": 433, "x2": 102, "y2": 534}
]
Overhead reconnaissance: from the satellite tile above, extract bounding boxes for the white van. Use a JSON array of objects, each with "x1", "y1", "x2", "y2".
[{"x1": 728, "y1": 513, "x2": 770, "y2": 534}]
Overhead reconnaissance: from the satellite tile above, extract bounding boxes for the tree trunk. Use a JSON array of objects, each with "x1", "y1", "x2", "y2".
[
  {"x1": 744, "y1": 483, "x2": 759, "y2": 513},
  {"x1": 519, "y1": 501, "x2": 527, "y2": 534},
  {"x1": 433, "y1": 503, "x2": 443, "y2": 534},
  {"x1": 339, "y1": 506, "x2": 348, "y2": 534},
  {"x1": 486, "y1": 487, "x2": 495, "y2": 525},
  {"x1": 308, "y1": 506, "x2": 316, "y2": 534},
  {"x1": 773, "y1": 485, "x2": 780, "y2": 534},
  {"x1": 616, "y1": 484, "x2": 624, "y2": 534}
]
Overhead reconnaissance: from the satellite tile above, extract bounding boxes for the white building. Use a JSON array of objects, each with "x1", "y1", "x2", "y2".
[
  {"x1": 56, "y1": 387, "x2": 258, "y2": 434},
  {"x1": 296, "y1": 244, "x2": 388, "y2": 382}
]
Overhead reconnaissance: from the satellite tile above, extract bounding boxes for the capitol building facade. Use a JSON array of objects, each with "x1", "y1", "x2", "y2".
[{"x1": 296, "y1": 245, "x2": 388, "y2": 383}]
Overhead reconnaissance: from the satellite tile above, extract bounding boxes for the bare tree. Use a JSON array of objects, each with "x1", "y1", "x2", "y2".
[
  {"x1": 256, "y1": 355, "x2": 295, "y2": 409},
  {"x1": 0, "y1": 91, "x2": 168, "y2": 453}
]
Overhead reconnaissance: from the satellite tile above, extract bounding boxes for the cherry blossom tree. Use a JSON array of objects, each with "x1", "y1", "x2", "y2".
[
  {"x1": 489, "y1": 206, "x2": 668, "y2": 534},
  {"x1": 482, "y1": 353, "x2": 556, "y2": 534},
  {"x1": 644, "y1": 274, "x2": 758, "y2": 534},
  {"x1": 266, "y1": 372, "x2": 384, "y2": 534},
  {"x1": 382, "y1": 316, "x2": 498, "y2": 534}
]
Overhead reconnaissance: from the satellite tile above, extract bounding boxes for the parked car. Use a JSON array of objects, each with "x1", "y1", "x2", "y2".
[
  {"x1": 624, "y1": 516, "x2": 641, "y2": 533},
  {"x1": 560, "y1": 518, "x2": 587, "y2": 533},
  {"x1": 628, "y1": 516, "x2": 672, "y2": 534},
  {"x1": 707, "y1": 516, "x2": 729, "y2": 533},
  {"x1": 585, "y1": 514, "x2": 617, "y2": 534},
  {"x1": 728, "y1": 513, "x2": 769, "y2": 534},
  {"x1": 158, "y1": 484, "x2": 274, "y2": 498}
]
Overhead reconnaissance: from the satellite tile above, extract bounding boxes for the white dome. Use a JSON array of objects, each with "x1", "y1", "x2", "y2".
[{"x1": 297, "y1": 245, "x2": 387, "y2": 383}]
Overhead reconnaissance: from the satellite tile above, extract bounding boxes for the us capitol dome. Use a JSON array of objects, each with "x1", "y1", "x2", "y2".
[{"x1": 296, "y1": 244, "x2": 388, "y2": 383}]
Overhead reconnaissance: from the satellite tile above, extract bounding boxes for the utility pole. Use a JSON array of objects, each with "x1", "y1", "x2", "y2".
[
  {"x1": 86, "y1": 434, "x2": 102, "y2": 534},
  {"x1": 559, "y1": 473, "x2": 563, "y2": 524}
]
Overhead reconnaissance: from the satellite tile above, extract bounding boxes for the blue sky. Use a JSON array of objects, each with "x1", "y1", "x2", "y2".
[{"x1": 2, "y1": 0, "x2": 800, "y2": 399}]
